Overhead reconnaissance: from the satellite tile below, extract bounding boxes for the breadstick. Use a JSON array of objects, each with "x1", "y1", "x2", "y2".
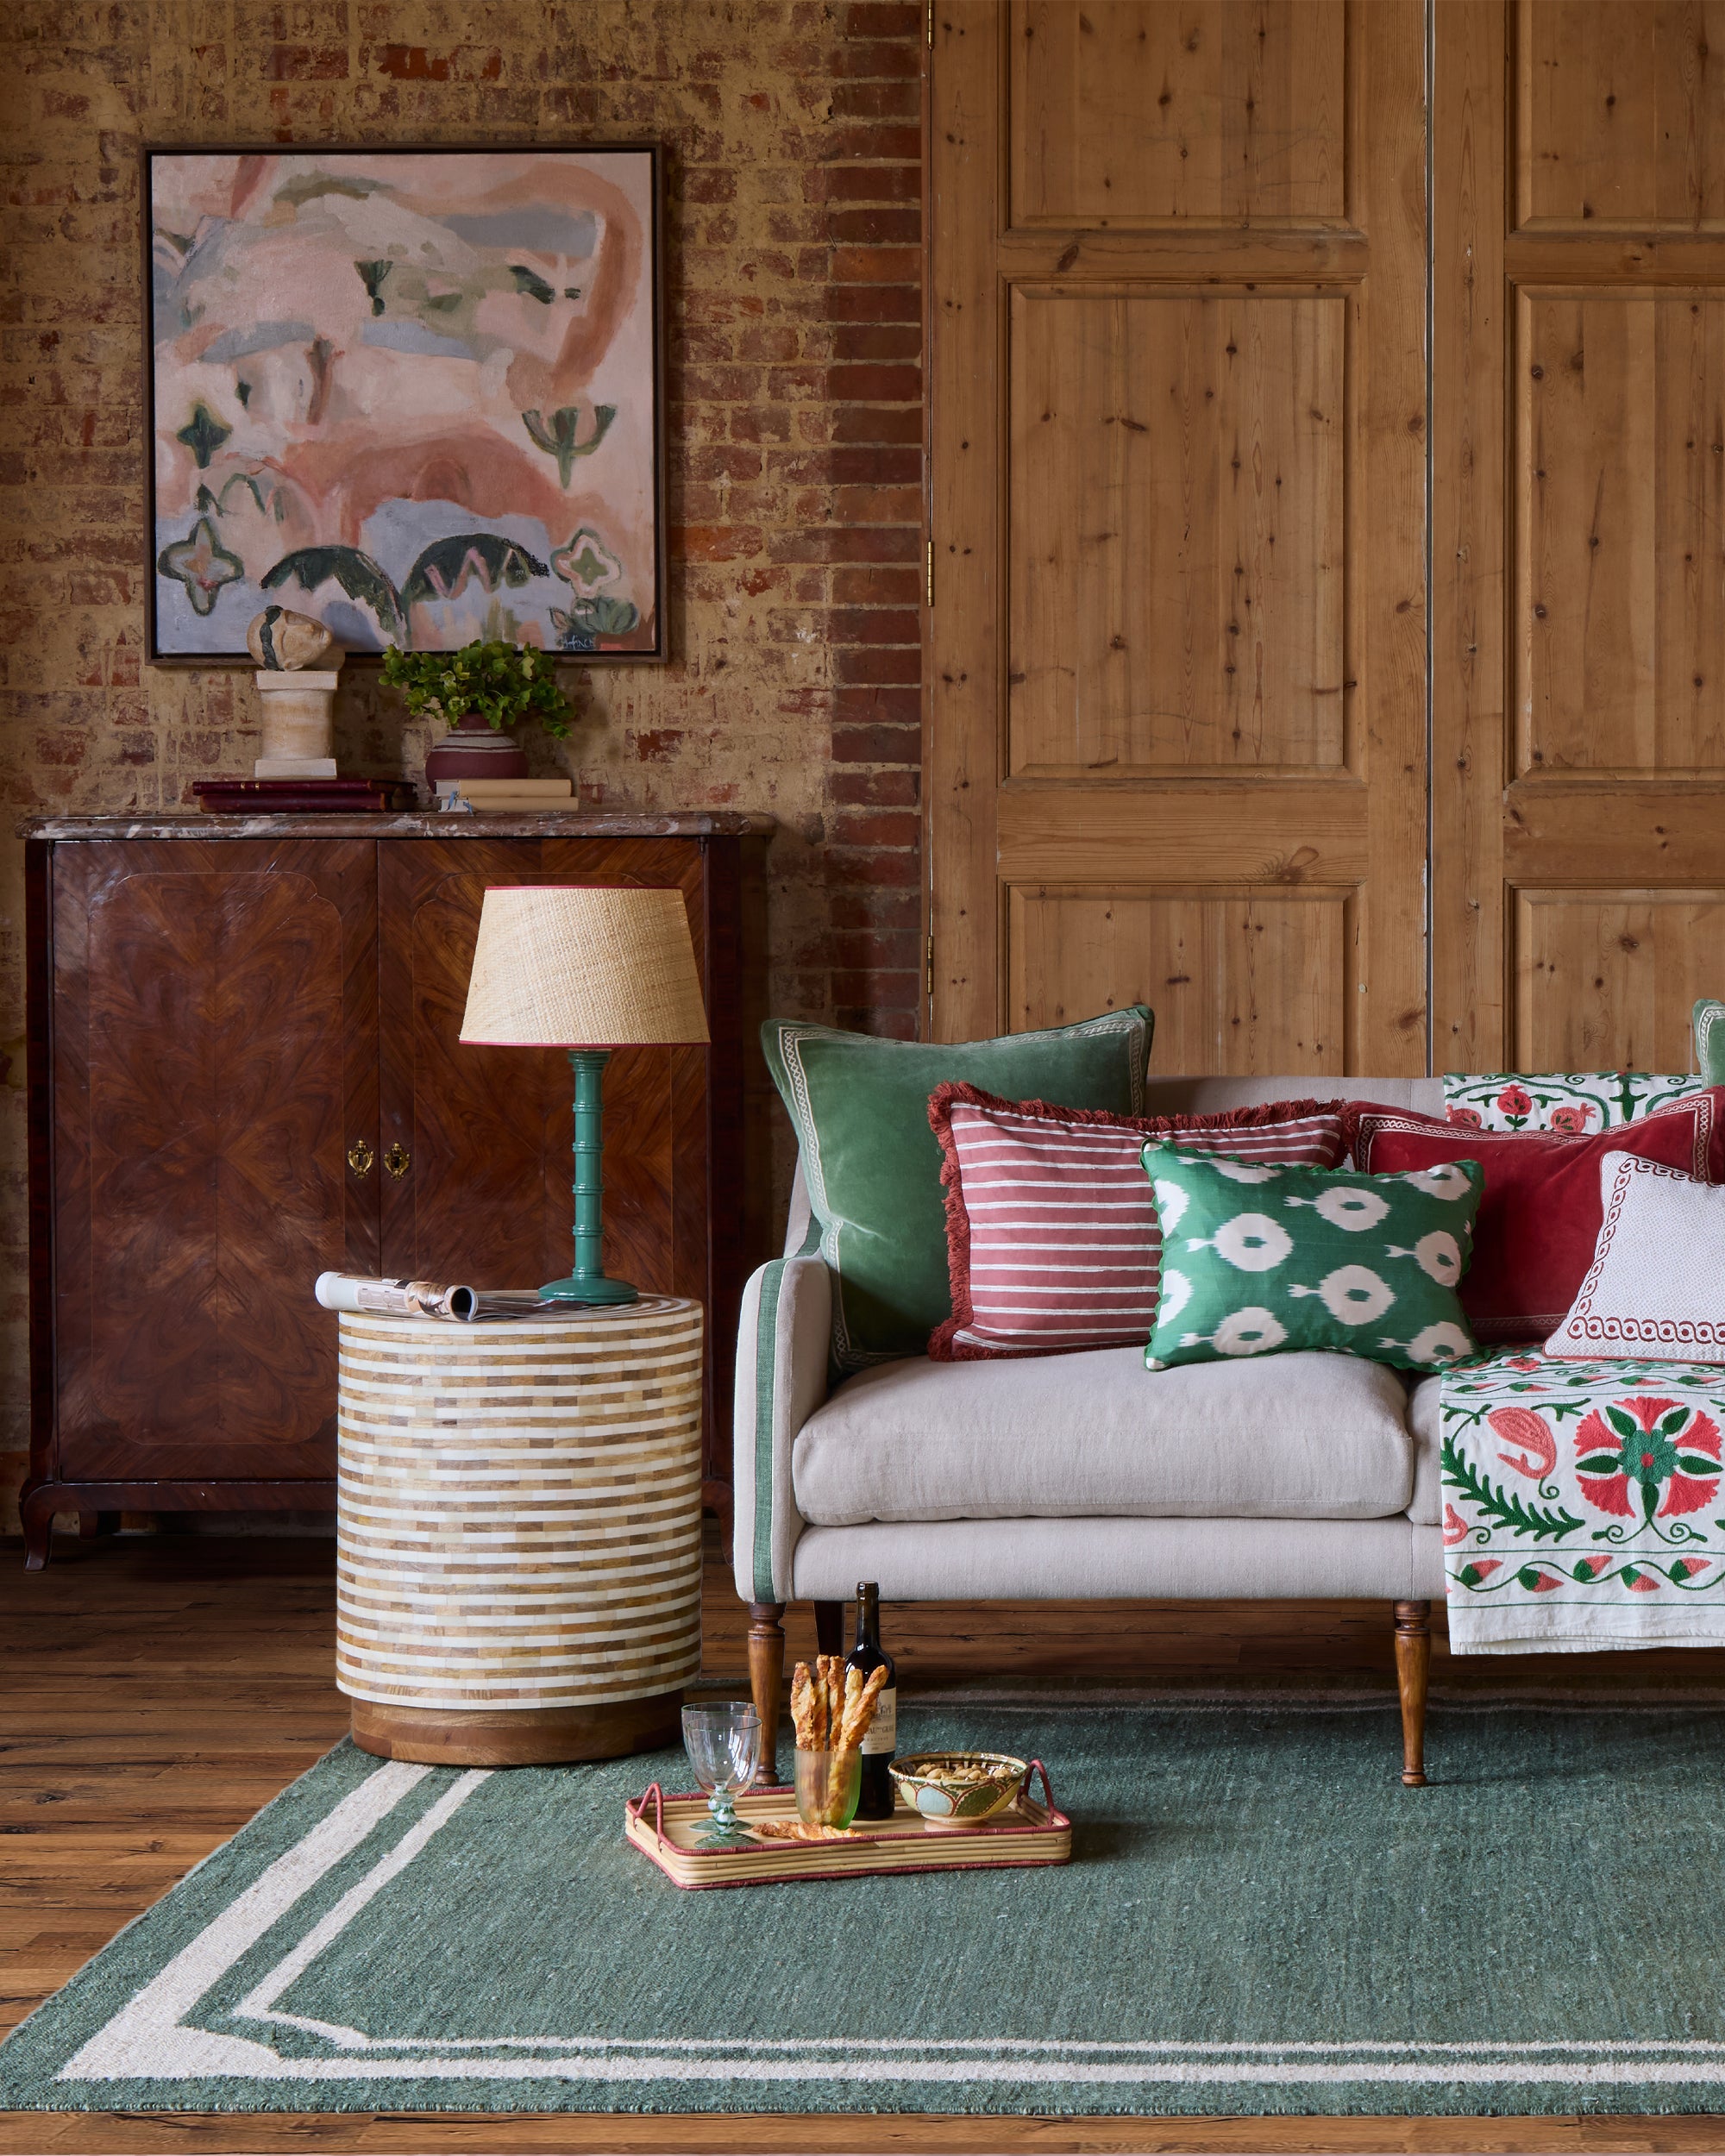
[
  {"x1": 837, "y1": 1665, "x2": 862, "y2": 1748},
  {"x1": 839, "y1": 1663, "x2": 888, "y2": 1751},
  {"x1": 789, "y1": 1663, "x2": 815, "y2": 1752},
  {"x1": 810, "y1": 1658, "x2": 829, "y2": 1751},
  {"x1": 827, "y1": 1657, "x2": 845, "y2": 1742}
]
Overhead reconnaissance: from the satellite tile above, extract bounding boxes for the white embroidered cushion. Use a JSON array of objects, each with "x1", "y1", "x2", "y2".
[{"x1": 1546, "y1": 1153, "x2": 1725, "y2": 1361}]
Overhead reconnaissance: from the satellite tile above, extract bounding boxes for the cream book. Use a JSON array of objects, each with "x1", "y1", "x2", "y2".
[{"x1": 436, "y1": 777, "x2": 572, "y2": 800}]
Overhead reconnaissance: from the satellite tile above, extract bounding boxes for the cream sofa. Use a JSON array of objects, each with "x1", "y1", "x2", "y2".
[{"x1": 734, "y1": 1075, "x2": 1450, "y2": 1784}]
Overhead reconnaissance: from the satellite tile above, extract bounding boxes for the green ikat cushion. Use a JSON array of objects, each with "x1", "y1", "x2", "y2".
[
  {"x1": 1140, "y1": 1144, "x2": 1484, "y2": 1375},
  {"x1": 765, "y1": 1006, "x2": 1153, "y2": 1374}
]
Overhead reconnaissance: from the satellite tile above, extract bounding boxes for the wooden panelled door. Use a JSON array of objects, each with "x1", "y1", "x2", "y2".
[
  {"x1": 928, "y1": 0, "x2": 1429, "y2": 1074},
  {"x1": 1435, "y1": 1, "x2": 1725, "y2": 1072}
]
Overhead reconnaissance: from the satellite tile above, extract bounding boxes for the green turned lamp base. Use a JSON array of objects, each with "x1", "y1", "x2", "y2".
[{"x1": 539, "y1": 1273, "x2": 638, "y2": 1306}]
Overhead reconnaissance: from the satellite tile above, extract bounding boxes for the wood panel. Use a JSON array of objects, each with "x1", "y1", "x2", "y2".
[
  {"x1": 1007, "y1": 887, "x2": 1349, "y2": 1073},
  {"x1": 1009, "y1": 288, "x2": 1346, "y2": 776},
  {"x1": 49, "y1": 842, "x2": 378, "y2": 1488},
  {"x1": 1009, "y1": 0, "x2": 1349, "y2": 229},
  {"x1": 1520, "y1": 290, "x2": 1725, "y2": 774},
  {"x1": 1514, "y1": 887, "x2": 1725, "y2": 1067},
  {"x1": 1436, "y1": 3, "x2": 1725, "y2": 1069},
  {"x1": 1518, "y1": 0, "x2": 1725, "y2": 231},
  {"x1": 930, "y1": 0, "x2": 1427, "y2": 1075}
]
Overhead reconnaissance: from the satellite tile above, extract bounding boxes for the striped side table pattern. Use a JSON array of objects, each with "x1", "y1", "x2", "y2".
[{"x1": 336, "y1": 1297, "x2": 703, "y2": 1765}]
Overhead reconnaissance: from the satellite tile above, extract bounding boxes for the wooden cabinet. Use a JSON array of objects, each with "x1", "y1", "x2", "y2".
[{"x1": 21, "y1": 814, "x2": 766, "y2": 1569}]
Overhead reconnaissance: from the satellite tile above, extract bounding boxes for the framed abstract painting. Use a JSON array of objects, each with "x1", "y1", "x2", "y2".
[{"x1": 145, "y1": 145, "x2": 665, "y2": 663}]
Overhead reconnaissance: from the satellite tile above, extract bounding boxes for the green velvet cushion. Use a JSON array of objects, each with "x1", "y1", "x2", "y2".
[
  {"x1": 1141, "y1": 1144, "x2": 1484, "y2": 1375},
  {"x1": 764, "y1": 1007, "x2": 1153, "y2": 1372}
]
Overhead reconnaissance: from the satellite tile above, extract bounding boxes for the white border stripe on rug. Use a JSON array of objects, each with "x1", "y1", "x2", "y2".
[{"x1": 60, "y1": 1758, "x2": 443, "y2": 2081}]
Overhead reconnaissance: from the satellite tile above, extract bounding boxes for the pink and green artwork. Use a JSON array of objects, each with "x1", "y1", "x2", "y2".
[{"x1": 147, "y1": 147, "x2": 662, "y2": 661}]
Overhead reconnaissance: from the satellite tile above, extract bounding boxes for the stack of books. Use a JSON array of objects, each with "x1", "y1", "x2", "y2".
[
  {"x1": 194, "y1": 777, "x2": 411, "y2": 814},
  {"x1": 435, "y1": 777, "x2": 574, "y2": 814}
]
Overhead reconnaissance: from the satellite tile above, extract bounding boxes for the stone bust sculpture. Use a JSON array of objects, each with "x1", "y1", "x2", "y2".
[{"x1": 247, "y1": 605, "x2": 337, "y2": 672}]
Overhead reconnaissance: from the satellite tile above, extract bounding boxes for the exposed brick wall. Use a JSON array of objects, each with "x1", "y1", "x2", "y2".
[{"x1": 0, "y1": 0, "x2": 925, "y2": 1530}]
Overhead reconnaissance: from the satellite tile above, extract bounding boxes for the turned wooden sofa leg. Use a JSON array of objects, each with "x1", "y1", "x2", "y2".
[
  {"x1": 814, "y1": 1599, "x2": 844, "y2": 1655},
  {"x1": 747, "y1": 1601, "x2": 786, "y2": 1785},
  {"x1": 1394, "y1": 1599, "x2": 1431, "y2": 1787}
]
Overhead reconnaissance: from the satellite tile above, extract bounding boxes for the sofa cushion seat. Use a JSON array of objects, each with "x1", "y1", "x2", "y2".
[{"x1": 792, "y1": 1346, "x2": 1416, "y2": 1526}]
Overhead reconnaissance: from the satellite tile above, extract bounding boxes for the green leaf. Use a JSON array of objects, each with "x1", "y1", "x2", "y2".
[
  {"x1": 1576, "y1": 1454, "x2": 1624, "y2": 1477},
  {"x1": 400, "y1": 535, "x2": 549, "y2": 608},
  {"x1": 1659, "y1": 1407, "x2": 1692, "y2": 1437},
  {"x1": 1606, "y1": 1405, "x2": 1641, "y2": 1441},
  {"x1": 263, "y1": 546, "x2": 404, "y2": 637},
  {"x1": 1440, "y1": 1434, "x2": 1584, "y2": 1542},
  {"x1": 1677, "y1": 1457, "x2": 1720, "y2": 1476}
]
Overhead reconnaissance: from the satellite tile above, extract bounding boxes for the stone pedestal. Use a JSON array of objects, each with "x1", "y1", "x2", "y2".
[{"x1": 255, "y1": 670, "x2": 340, "y2": 778}]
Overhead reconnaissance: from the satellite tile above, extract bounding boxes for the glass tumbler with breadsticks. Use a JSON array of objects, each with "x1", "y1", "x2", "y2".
[{"x1": 790, "y1": 1655, "x2": 890, "y2": 1828}]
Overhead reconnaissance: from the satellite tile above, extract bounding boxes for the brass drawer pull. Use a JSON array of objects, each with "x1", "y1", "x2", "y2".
[
  {"x1": 385, "y1": 1142, "x2": 411, "y2": 1180},
  {"x1": 347, "y1": 1138, "x2": 375, "y2": 1177}
]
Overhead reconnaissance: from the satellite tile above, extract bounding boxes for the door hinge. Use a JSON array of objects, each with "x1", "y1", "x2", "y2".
[
  {"x1": 925, "y1": 931, "x2": 935, "y2": 1000},
  {"x1": 926, "y1": 0, "x2": 933, "y2": 47},
  {"x1": 925, "y1": 537, "x2": 934, "y2": 608}
]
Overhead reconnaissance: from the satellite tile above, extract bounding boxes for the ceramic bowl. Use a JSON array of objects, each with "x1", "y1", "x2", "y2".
[{"x1": 888, "y1": 1750, "x2": 1029, "y2": 1829}]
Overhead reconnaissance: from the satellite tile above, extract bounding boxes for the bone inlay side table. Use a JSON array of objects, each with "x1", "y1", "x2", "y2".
[{"x1": 336, "y1": 1298, "x2": 704, "y2": 1765}]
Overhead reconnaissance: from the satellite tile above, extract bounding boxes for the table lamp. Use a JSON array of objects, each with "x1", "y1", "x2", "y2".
[{"x1": 460, "y1": 884, "x2": 710, "y2": 1305}]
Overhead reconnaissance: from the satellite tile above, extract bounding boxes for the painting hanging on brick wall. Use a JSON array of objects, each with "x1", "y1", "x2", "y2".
[{"x1": 145, "y1": 146, "x2": 664, "y2": 663}]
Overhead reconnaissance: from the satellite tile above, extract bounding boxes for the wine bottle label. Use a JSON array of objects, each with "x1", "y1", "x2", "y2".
[{"x1": 862, "y1": 1686, "x2": 897, "y2": 1755}]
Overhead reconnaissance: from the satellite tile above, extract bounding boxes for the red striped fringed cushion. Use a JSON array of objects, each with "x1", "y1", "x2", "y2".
[{"x1": 926, "y1": 1086, "x2": 1350, "y2": 1362}]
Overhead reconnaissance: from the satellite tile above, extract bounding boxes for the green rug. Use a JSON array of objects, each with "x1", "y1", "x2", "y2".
[{"x1": 7, "y1": 1699, "x2": 1725, "y2": 2116}]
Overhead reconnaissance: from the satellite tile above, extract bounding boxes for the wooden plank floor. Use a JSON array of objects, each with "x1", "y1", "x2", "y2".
[{"x1": 3, "y1": 1527, "x2": 1724, "y2": 2154}]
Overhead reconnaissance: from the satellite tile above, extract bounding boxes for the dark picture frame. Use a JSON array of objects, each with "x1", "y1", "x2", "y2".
[{"x1": 144, "y1": 143, "x2": 667, "y2": 666}]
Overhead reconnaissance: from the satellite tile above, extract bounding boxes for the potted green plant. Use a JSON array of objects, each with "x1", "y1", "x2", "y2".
[{"x1": 382, "y1": 639, "x2": 574, "y2": 787}]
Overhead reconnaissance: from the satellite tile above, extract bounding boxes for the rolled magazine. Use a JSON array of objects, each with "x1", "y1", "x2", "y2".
[{"x1": 314, "y1": 1274, "x2": 552, "y2": 1322}]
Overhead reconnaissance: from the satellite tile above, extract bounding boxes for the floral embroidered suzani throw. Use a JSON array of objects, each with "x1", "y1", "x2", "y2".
[{"x1": 1440, "y1": 1349, "x2": 1725, "y2": 1651}]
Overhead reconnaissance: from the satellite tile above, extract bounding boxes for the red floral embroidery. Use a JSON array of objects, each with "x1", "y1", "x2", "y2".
[
  {"x1": 1503, "y1": 1357, "x2": 1542, "y2": 1371},
  {"x1": 1442, "y1": 1502, "x2": 1469, "y2": 1545},
  {"x1": 1446, "y1": 1106, "x2": 1484, "y2": 1129},
  {"x1": 1496, "y1": 1084, "x2": 1534, "y2": 1117},
  {"x1": 1574, "y1": 1399, "x2": 1722, "y2": 1520},
  {"x1": 1546, "y1": 1103, "x2": 1593, "y2": 1133},
  {"x1": 1624, "y1": 1568, "x2": 1661, "y2": 1592}
]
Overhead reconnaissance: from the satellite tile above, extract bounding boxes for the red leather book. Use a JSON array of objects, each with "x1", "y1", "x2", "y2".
[{"x1": 191, "y1": 778, "x2": 412, "y2": 813}]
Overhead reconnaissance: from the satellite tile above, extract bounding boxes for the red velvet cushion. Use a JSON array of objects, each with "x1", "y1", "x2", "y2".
[
  {"x1": 927, "y1": 1085, "x2": 1348, "y2": 1361},
  {"x1": 1348, "y1": 1092, "x2": 1725, "y2": 1342}
]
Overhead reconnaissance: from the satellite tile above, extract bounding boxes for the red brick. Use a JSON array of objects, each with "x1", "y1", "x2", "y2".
[
  {"x1": 832, "y1": 245, "x2": 920, "y2": 284},
  {"x1": 831, "y1": 323, "x2": 922, "y2": 361},
  {"x1": 824, "y1": 124, "x2": 923, "y2": 162},
  {"x1": 819, "y1": 163, "x2": 921, "y2": 202},
  {"x1": 832, "y1": 685, "x2": 922, "y2": 726},
  {"x1": 834, "y1": 645, "x2": 922, "y2": 686},
  {"x1": 768, "y1": 524, "x2": 916, "y2": 564},
  {"x1": 833, "y1": 564, "x2": 920, "y2": 604},
  {"x1": 825, "y1": 846, "x2": 922, "y2": 887},
  {"x1": 828, "y1": 40, "x2": 921, "y2": 78},
  {"x1": 825, "y1": 283, "x2": 921, "y2": 323},
  {"x1": 828, "y1": 361, "x2": 921, "y2": 401},
  {"x1": 833, "y1": 406, "x2": 922, "y2": 446},
  {"x1": 832, "y1": 722, "x2": 922, "y2": 764},
  {"x1": 832, "y1": 807, "x2": 919, "y2": 847},
  {"x1": 841, "y1": 2, "x2": 922, "y2": 34},
  {"x1": 830, "y1": 605, "x2": 921, "y2": 644},
  {"x1": 827, "y1": 206, "x2": 921, "y2": 246}
]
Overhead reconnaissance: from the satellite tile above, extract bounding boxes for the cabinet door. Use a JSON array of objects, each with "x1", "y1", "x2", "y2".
[
  {"x1": 52, "y1": 839, "x2": 379, "y2": 1482},
  {"x1": 377, "y1": 837, "x2": 709, "y2": 1303}
]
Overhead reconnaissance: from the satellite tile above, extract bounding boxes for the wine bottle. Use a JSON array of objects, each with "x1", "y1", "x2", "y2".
[{"x1": 846, "y1": 1579, "x2": 897, "y2": 1819}]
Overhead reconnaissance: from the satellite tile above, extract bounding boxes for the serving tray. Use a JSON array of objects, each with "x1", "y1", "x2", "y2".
[{"x1": 624, "y1": 1760, "x2": 1070, "y2": 1889}]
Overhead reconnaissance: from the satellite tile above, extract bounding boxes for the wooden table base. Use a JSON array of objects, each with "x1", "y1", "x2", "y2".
[{"x1": 351, "y1": 1690, "x2": 684, "y2": 1767}]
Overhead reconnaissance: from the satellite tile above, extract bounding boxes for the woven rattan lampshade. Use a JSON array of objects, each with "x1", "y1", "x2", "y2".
[{"x1": 460, "y1": 886, "x2": 709, "y2": 1047}]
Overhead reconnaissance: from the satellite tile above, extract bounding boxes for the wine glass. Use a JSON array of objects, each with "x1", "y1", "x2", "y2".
[{"x1": 681, "y1": 1703, "x2": 762, "y2": 1849}]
